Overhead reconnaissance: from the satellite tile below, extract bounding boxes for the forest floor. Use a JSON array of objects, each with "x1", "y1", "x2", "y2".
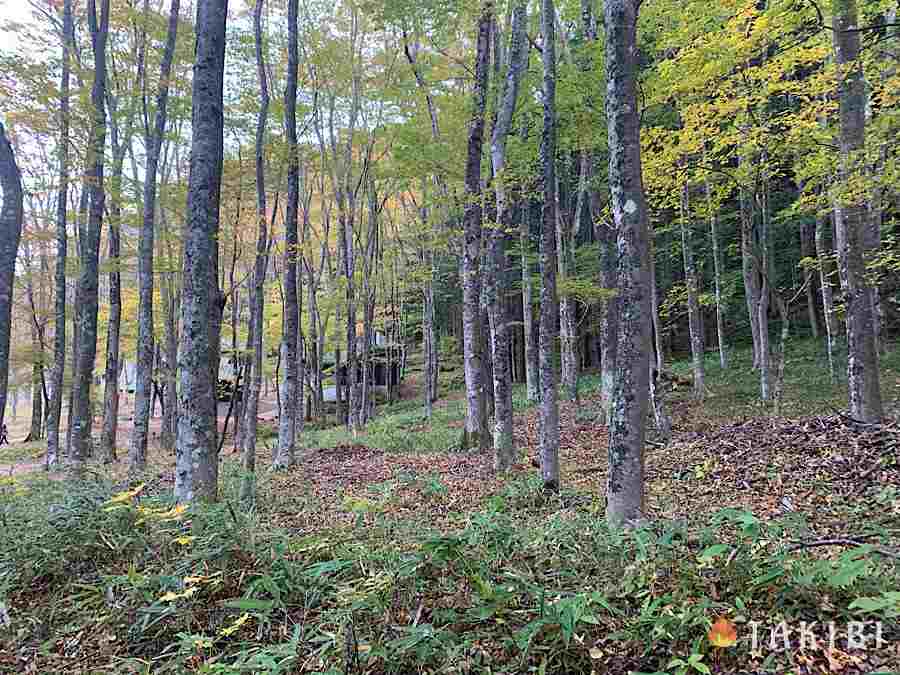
[{"x1": 1, "y1": 338, "x2": 899, "y2": 674}]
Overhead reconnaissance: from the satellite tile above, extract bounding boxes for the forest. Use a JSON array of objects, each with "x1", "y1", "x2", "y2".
[{"x1": 0, "y1": 0, "x2": 898, "y2": 672}]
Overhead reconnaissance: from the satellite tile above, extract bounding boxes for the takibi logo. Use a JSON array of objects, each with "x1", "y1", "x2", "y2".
[{"x1": 705, "y1": 617, "x2": 888, "y2": 653}]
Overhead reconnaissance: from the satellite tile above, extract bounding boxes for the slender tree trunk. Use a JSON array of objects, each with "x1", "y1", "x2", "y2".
[
  {"x1": 557, "y1": 174, "x2": 578, "y2": 402},
  {"x1": 800, "y1": 218, "x2": 821, "y2": 339},
  {"x1": 99, "y1": 181, "x2": 122, "y2": 462},
  {"x1": 30, "y1": 358, "x2": 43, "y2": 441},
  {"x1": 460, "y1": 2, "x2": 492, "y2": 452},
  {"x1": 46, "y1": 0, "x2": 73, "y2": 468},
  {"x1": 130, "y1": 0, "x2": 180, "y2": 473},
  {"x1": 831, "y1": 0, "x2": 883, "y2": 423},
  {"x1": 423, "y1": 256, "x2": 435, "y2": 419},
  {"x1": 274, "y1": 0, "x2": 300, "y2": 470},
  {"x1": 175, "y1": 0, "x2": 227, "y2": 503},
  {"x1": 69, "y1": 0, "x2": 110, "y2": 476},
  {"x1": 604, "y1": 0, "x2": 651, "y2": 527},
  {"x1": 538, "y1": 0, "x2": 560, "y2": 491},
  {"x1": 739, "y1": 151, "x2": 762, "y2": 369},
  {"x1": 488, "y1": 0, "x2": 527, "y2": 470},
  {"x1": 598, "y1": 215, "x2": 618, "y2": 420},
  {"x1": 0, "y1": 124, "x2": 24, "y2": 434},
  {"x1": 815, "y1": 208, "x2": 838, "y2": 381},
  {"x1": 241, "y1": 0, "x2": 271, "y2": 503},
  {"x1": 706, "y1": 172, "x2": 728, "y2": 369},
  {"x1": 757, "y1": 182, "x2": 771, "y2": 400},
  {"x1": 521, "y1": 210, "x2": 539, "y2": 402},
  {"x1": 680, "y1": 181, "x2": 705, "y2": 398},
  {"x1": 649, "y1": 237, "x2": 664, "y2": 374}
]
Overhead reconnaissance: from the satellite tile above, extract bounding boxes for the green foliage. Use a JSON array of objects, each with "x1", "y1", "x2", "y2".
[{"x1": 4, "y1": 458, "x2": 898, "y2": 674}]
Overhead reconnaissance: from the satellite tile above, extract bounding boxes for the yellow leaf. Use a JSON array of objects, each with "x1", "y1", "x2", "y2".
[
  {"x1": 105, "y1": 483, "x2": 146, "y2": 505},
  {"x1": 708, "y1": 617, "x2": 737, "y2": 648},
  {"x1": 174, "y1": 536, "x2": 195, "y2": 546},
  {"x1": 220, "y1": 612, "x2": 251, "y2": 637}
]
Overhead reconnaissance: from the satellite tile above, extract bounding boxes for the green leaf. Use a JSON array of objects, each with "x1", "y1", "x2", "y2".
[
  {"x1": 698, "y1": 544, "x2": 730, "y2": 560},
  {"x1": 223, "y1": 598, "x2": 275, "y2": 612}
]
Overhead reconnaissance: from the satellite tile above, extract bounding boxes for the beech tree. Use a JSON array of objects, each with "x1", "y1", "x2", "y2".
[
  {"x1": 240, "y1": 0, "x2": 272, "y2": 503},
  {"x1": 274, "y1": 0, "x2": 300, "y2": 470},
  {"x1": 69, "y1": 0, "x2": 110, "y2": 476},
  {"x1": 460, "y1": 1, "x2": 492, "y2": 452},
  {"x1": 604, "y1": 0, "x2": 650, "y2": 526},
  {"x1": 831, "y1": 0, "x2": 883, "y2": 424},
  {"x1": 45, "y1": 0, "x2": 73, "y2": 470},
  {"x1": 129, "y1": 0, "x2": 181, "y2": 474},
  {"x1": 538, "y1": 0, "x2": 559, "y2": 491},
  {"x1": 487, "y1": 0, "x2": 527, "y2": 471},
  {"x1": 175, "y1": 0, "x2": 227, "y2": 503},
  {"x1": 0, "y1": 123, "x2": 24, "y2": 433}
]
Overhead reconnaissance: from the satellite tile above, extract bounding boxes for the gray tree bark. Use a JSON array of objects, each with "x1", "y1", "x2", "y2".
[
  {"x1": 815, "y1": 208, "x2": 839, "y2": 381},
  {"x1": 680, "y1": 181, "x2": 705, "y2": 398},
  {"x1": 129, "y1": 0, "x2": 180, "y2": 474},
  {"x1": 705, "y1": 171, "x2": 727, "y2": 369},
  {"x1": 241, "y1": 0, "x2": 271, "y2": 503},
  {"x1": 460, "y1": 2, "x2": 492, "y2": 452},
  {"x1": 538, "y1": 0, "x2": 560, "y2": 491},
  {"x1": 831, "y1": 0, "x2": 883, "y2": 423},
  {"x1": 69, "y1": 0, "x2": 110, "y2": 476},
  {"x1": 738, "y1": 150, "x2": 762, "y2": 370},
  {"x1": 799, "y1": 218, "x2": 821, "y2": 340},
  {"x1": 46, "y1": 0, "x2": 73, "y2": 469},
  {"x1": 488, "y1": 0, "x2": 527, "y2": 471},
  {"x1": 604, "y1": 0, "x2": 651, "y2": 527},
  {"x1": 274, "y1": 0, "x2": 300, "y2": 470},
  {"x1": 99, "y1": 152, "x2": 123, "y2": 463},
  {"x1": 0, "y1": 122, "x2": 24, "y2": 434},
  {"x1": 175, "y1": 0, "x2": 227, "y2": 502}
]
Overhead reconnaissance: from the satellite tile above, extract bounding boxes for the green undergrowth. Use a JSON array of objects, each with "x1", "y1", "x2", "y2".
[
  {"x1": 1, "y1": 471, "x2": 898, "y2": 674},
  {"x1": 0, "y1": 439, "x2": 43, "y2": 465},
  {"x1": 668, "y1": 338, "x2": 900, "y2": 420}
]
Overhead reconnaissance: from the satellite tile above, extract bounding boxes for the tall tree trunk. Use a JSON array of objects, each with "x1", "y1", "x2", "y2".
[
  {"x1": 815, "y1": 208, "x2": 839, "y2": 381},
  {"x1": 800, "y1": 218, "x2": 821, "y2": 339},
  {"x1": 241, "y1": 0, "x2": 271, "y2": 502},
  {"x1": 739, "y1": 151, "x2": 762, "y2": 370},
  {"x1": 557, "y1": 174, "x2": 578, "y2": 402},
  {"x1": 69, "y1": 0, "x2": 110, "y2": 475},
  {"x1": 175, "y1": 0, "x2": 227, "y2": 502},
  {"x1": 757, "y1": 181, "x2": 771, "y2": 401},
  {"x1": 488, "y1": 0, "x2": 527, "y2": 471},
  {"x1": 706, "y1": 171, "x2": 728, "y2": 369},
  {"x1": 423, "y1": 250, "x2": 435, "y2": 419},
  {"x1": 538, "y1": 0, "x2": 560, "y2": 491},
  {"x1": 29, "y1": 359, "x2": 43, "y2": 441},
  {"x1": 99, "y1": 177, "x2": 122, "y2": 462},
  {"x1": 521, "y1": 210, "x2": 539, "y2": 402},
  {"x1": 274, "y1": 0, "x2": 300, "y2": 469},
  {"x1": 460, "y1": 2, "x2": 492, "y2": 452},
  {"x1": 100, "y1": 75, "x2": 138, "y2": 463},
  {"x1": 649, "y1": 236, "x2": 664, "y2": 374},
  {"x1": 831, "y1": 0, "x2": 883, "y2": 423},
  {"x1": 604, "y1": 0, "x2": 651, "y2": 527},
  {"x1": 0, "y1": 124, "x2": 24, "y2": 434},
  {"x1": 46, "y1": 0, "x2": 73, "y2": 468},
  {"x1": 130, "y1": 0, "x2": 180, "y2": 473},
  {"x1": 680, "y1": 181, "x2": 705, "y2": 398},
  {"x1": 598, "y1": 214, "x2": 618, "y2": 420}
]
